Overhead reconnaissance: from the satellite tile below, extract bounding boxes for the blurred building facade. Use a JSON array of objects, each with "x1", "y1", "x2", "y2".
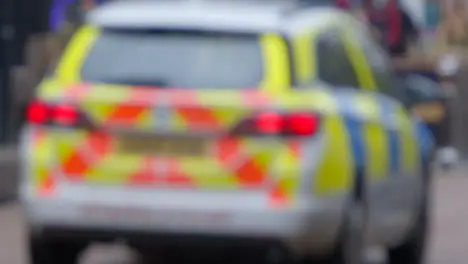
[
  {"x1": 0, "y1": 0, "x2": 54, "y2": 143},
  {"x1": 1, "y1": 0, "x2": 103, "y2": 143}
]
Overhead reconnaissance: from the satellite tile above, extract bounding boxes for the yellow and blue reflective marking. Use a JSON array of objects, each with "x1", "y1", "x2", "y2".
[
  {"x1": 376, "y1": 95, "x2": 400, "y2": 176},
  {"x1": 354, "y1": 93, "x2": 389, "y2": 181},
  {"x1": 333, "y1": 90, "x2": 418, "y2": 181},
  {"x1": 394, "y1": 106, "x2": 419, "y2": 175},
  {"x1": 333, "y1": 89, "x2": 365, "y2": 170},
  {"x1": 412, "y1": 116, "x2": 435, "y2": 163},
  {"x1": 312, "y1": 88, "x2": 354, "y2": 196},
  {"x1": 321, "y1": 85, "x2": 427, "y2": 185}
]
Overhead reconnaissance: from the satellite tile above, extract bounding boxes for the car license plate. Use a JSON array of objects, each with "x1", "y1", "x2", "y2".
[
  {"x1": 413, "y1": 102, "x2": 445, "y2": 123},
  {"x1": 82, "y1": 206, "x2": 230, "y2": 226},
  {"x1": 118, "y1": 136, "x2": 206, "y2": 156},
  {"x1": 82, "y1": 205, "x2": 153, "y2": 223}
]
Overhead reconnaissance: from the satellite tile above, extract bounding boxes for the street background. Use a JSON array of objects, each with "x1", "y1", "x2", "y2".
[{"x1": 2, "y1": 0, "x2": 468, "y2": 263}]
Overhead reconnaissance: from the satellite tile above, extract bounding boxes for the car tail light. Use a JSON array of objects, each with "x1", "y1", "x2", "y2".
[
  {"x1": 25, "y1": 100, "x2": 92, "y2": 128},
  {"x1": 51, "y1": 103, "x2": 80, "y2": 126},
  {"x1": 255, "y1": 112, "x2": 284, "y2": 134},
  {"x1": 26, "y1": 101, "x2": 49, "y2": 124},
  {"x1": 232, "y1": 111, "x2": 320, "y2": 136},
  {"x1": 285, "y1": 112, "x2": 319, "y2": 135}
]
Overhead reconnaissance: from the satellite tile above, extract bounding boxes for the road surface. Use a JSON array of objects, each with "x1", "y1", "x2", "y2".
[{"x1": 0, "y1": 170, "x2": 467, "y2": 264}]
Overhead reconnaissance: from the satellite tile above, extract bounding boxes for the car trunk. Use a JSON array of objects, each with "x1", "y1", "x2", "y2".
[{"x1": 38, "y1": 84, "x2": 300, "y2": 191}]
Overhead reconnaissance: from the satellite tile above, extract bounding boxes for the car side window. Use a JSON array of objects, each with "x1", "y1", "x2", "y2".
[
  {"x1": 354, "y1": 27, "x2": 408, "y2": 103},
  {"x1": 315, "y1": 30, "x2": 360, "y2": 88}
]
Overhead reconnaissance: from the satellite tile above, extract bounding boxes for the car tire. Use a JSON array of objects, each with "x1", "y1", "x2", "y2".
[
  {"x1": 28, "y1": 235, "x2": 87, "y2": 264},
  {"x1": 387, "y1": 163, "x2": 431, "y2": 264},
  {"x1": 306, "y1": 197, "x2": 367, "y2": 264}
]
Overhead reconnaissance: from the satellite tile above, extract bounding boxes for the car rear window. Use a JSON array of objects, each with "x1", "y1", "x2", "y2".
[{"x1": 80, "y1": 28, "x2": 264, "y2": 89}]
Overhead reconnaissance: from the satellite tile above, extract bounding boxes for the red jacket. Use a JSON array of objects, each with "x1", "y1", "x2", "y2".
[
  {"x1": 336, "y1": 0, "x2": 350, "y2": 8},
  {"x1": 367, "y1": 0, "x2": 402, "y2": 48},
  {"x1": 335, "y1": 0, "x2": 402, "y2": 48}
]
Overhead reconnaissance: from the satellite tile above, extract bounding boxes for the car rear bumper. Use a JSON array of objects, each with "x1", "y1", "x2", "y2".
[{"x1": 20, "y1": 184, "x2": 345, "y2": 255}]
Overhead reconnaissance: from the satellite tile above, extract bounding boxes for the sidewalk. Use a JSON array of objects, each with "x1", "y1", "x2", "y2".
[{"x1": 0, "y1": 145, "x2": 18, "y2": 202}]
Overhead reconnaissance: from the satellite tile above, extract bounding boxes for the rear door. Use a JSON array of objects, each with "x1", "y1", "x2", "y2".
[
  {"x1": 310, "y1": 28, "x2": 393, "y2": 237},
  {"x1": 346, "y1": 21, "x2": 421, "y2": 238}
]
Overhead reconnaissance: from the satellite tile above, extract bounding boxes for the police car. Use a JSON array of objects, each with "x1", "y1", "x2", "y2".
[{"x1": 21, "y1": 1, "x2": 436, "y2": 264}]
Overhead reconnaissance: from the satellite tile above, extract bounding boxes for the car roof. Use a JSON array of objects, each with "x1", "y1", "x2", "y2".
[{"x1": 87, "y1": 0, "x2": 350, "y2": 35}]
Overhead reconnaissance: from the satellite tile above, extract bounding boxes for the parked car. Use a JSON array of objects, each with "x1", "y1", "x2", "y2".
[{"x1": 20, "y1": 1, "x2": 436, "y2": 264}]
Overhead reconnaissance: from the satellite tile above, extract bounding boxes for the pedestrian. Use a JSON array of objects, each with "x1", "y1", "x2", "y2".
[
  {"x1": 362, "y1": 0, "x2": 420, "y2": 56},
  {"x1": 357, "y1": 0, "x2": 460, "y2": 169}
]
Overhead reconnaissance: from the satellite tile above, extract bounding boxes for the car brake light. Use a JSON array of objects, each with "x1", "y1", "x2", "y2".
[
  {"x1": 26, "y1": 101, "x2": 49, "y2": 124},
  {"x1": 285, "y1": 113, "x2": 319, "y2": 135},
  {"x1": 233, "y1": 111, "x2": 320, "y2": 136},
  {"x1": 255, "y1": 112, "x2": 283, "y2": 134},
  {"x1": 25, "y1": 100, "x2": 86, "y2": 127},
  {"x1": 51, "y1": 103, "x2": 79, "y2": 126}
]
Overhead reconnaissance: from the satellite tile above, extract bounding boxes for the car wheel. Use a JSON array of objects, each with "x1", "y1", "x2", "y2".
[
  {"x1": 308, "y1": 197, "x2": 367, "y2": 264},
  {"x1": 29, "y1": 235, "x2": 87, "y2": 264},
  {"x1": 387, "y1": 164, "x2": 430, "y2": 264}
]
